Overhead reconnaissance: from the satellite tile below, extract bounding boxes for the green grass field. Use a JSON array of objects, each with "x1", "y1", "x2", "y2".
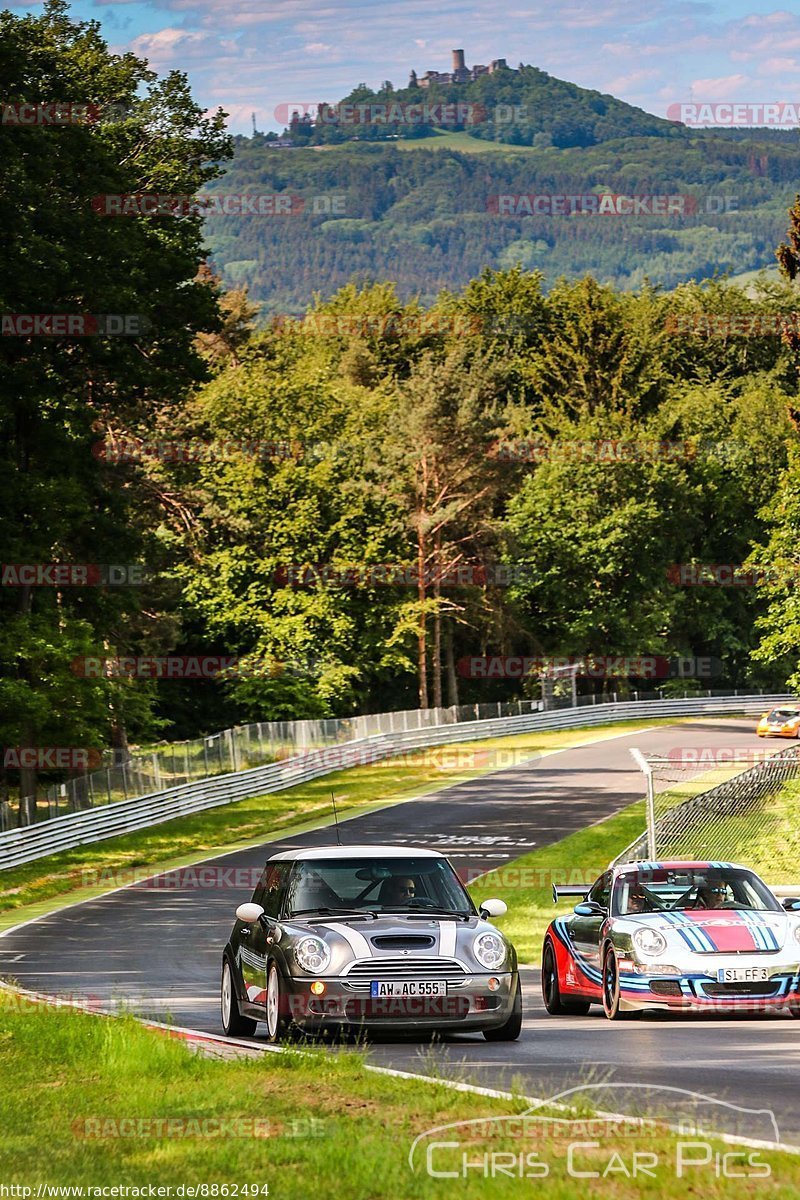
[
  {"x1": 1, "y1": 990, "x2": 797, "y2": 1196},
  {"x1": 0, "y1": 719, "x2": 678, "y2": 926}
]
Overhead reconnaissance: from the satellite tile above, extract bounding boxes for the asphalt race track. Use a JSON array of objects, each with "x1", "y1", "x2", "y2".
[{"x1": 3, "y1": 718, "x2": 800, "y2": 1143}]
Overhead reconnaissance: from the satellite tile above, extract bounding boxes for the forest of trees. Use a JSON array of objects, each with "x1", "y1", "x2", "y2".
[
  {"x1": 4, "y1": 3, "x2": 800, "y2": 809},
  {"x1": 206, "y1": 134, "x2": 796, "y2": 311}
]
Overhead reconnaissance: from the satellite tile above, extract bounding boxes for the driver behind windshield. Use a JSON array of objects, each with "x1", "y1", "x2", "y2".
[
  {"x1": 626, "y1": 883, "x2": 650, "y2": 914},
  {"x1": 695, "y1": 876, "x2": 727, "y2": 909},
  {"x1": 380, "y1": 875, "x2": 417, "y2": 906}
]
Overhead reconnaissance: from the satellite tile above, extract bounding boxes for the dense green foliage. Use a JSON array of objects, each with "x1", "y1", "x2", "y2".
[
  {"x1": 4, "y1": 3, "x2": 800, "y2": 811},
  {"x1": 206, "y1": 135, "x2": 793, "y2": 310},
  {"x1": 0, "y1": 1, "x2": 231, "y2": 809}
]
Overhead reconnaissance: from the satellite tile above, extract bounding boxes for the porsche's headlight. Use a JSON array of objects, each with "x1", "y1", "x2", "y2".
[
  {"x1": 633, "y1": 927, "x2": 667, "y2": 957},
  {"x1": 473, "y1": 932, "x2": 507, "y2": 970},
  {"x1": 294, "y1": 936, "x2": 331, "y2": 973},
  {"x1": 793, "y1": 924, "x2": 800, "y2": 948}
]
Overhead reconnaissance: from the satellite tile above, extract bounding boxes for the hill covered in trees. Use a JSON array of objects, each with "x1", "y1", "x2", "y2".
[{"x1": 205, "y1": 132, "x2": 797, "y2": 312}]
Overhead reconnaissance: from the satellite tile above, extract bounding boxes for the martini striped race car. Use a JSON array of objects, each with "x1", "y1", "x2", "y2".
[{"x1": 542, "y1": 860, "x2": 800, "y2": 1019}]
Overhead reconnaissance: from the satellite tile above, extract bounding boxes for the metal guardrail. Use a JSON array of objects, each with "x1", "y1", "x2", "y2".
[
  {"x1": 0, "y1": 693, "x2": 794, "y2": 873},
  {"x1": 20, "y1": 699, "x2": 546, "y2": 828}
]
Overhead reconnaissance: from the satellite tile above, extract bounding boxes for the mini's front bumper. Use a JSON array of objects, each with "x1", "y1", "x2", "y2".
[{"x1": 279, "y1": 971, "x2": 517, "y2": 1031}]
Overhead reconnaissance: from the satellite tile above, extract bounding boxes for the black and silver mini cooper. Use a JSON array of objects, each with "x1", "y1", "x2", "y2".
[{"x1": 221, "y1": 844, "x2": 522, "y2": 1041}]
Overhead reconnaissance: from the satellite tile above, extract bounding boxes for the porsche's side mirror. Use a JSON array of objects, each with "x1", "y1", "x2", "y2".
[
  {"x1": 479, "y1": 898, "x2": 508, "y2": 919},
  {"x1": 781, "y1": 897, "x2": 800, "y2": 912},
  {"x1": 235, "y1": 902, "x2": 265, "y2": 924},
  {"x1": 574, "y1": 901, "x2": 605, "y2": 917}
]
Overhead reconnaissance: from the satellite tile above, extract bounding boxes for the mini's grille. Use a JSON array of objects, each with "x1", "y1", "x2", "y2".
[{"x1": 342, "y1": 956, "x2": 468, "y2": 991}]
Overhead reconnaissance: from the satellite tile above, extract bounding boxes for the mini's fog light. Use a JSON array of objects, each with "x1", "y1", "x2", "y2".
[
  {"x1": 488, "y1": 977, "x2": 500, "y2": 991},
  {"x1": 310, "y1": 981, "x2": 326, "y2": 995}
]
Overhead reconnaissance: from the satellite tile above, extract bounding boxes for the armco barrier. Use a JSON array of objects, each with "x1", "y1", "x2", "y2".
[{"x1": 0, "y1": 694, "x2": 793, "y2": 872}]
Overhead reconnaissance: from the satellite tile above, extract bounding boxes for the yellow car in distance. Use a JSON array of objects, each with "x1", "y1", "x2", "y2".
[{"x1": 757, "y1": 706, "x2": 800, "y2": 738}]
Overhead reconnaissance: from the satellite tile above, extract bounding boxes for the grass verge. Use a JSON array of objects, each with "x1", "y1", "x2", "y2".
[
  {"x1": 0, "y1": 991, "x2": 798, "y2": 1195},
  {"x1": 0, "y1": 719, "x2": 677, "y2": 925}
]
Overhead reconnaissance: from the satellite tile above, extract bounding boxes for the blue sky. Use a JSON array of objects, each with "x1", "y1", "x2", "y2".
[{"x1": 19, "y1": 0, "x2": 800, "y2": 134}]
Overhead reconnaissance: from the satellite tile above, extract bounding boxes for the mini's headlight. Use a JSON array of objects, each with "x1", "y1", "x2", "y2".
[
  {"x1": 294, "y1": 936, "x2": 331, "y2": 973},
  {"x1": 793, "y1": 924, "x2": 800, "y2": 948},
  {"x1": 633, "y1": 927, "x2": 667, "y2": 957},
  {"x1": 473, "y1": 932, "x2": 506, "y2": 970}
]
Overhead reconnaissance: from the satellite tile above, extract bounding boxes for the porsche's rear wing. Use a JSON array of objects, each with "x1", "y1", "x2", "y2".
[{"x1": 552, "y1": 883, "x2": 591, "y2": 904}]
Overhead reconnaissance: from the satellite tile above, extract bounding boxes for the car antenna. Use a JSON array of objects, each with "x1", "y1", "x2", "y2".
[{"x1": 330, "y1": 791, "x2": 342, "y2": 846}]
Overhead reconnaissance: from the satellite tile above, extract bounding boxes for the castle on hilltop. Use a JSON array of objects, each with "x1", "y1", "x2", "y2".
[{"x1": 410, "y1": 49, "x2": 517, "y2": 89}]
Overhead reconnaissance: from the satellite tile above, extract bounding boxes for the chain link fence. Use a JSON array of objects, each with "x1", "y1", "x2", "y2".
[
  {"x1": 617, "y1": 741, "x2": 800, "y2": 882},
  {"x1": 0, "y1": 686, "x2": 785, "y2": 834},
  {"x1": 3, "y1": 699, "x2": 548, "y2": 831}
]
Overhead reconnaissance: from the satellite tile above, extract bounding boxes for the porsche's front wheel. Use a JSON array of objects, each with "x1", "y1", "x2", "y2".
[
  {"x1": 221, "y1": 957, "x2": 257, "y2": 1037},
  {"x1": 541, "y1": 939, "x2": 591, "y2": 1016},
  {"x1": 602, "y1": 946, "x2": 641, "y2": 1021},
  {"x1": 265, "y1": 961, "x2": 292, "y2": 1043}
]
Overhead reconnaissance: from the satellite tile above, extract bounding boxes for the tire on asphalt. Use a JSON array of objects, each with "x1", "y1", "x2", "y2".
[
  {"x1": 265, "y1": 959, "x2": 292, "y2": 1043},
  {"x1": 601, "y1": 944, "x2": 641, "y2": 1021},
  {"x1": 484, "y1": 976, "x2": 523, "y2": 1041},
  {"x1": 221, "y1": 954, "x2": 258, "y2": 1037},
  {"x1": 541, "y1": 938, "x2": 591, "y2": 1016}
]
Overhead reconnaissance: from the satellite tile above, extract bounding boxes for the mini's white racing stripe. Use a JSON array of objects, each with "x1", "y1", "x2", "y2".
[
  {"x1": 323, "y1": 922, "x2": 372, "y2": 959},
  {"x1": 438, "y1": 920, "x2": 457, "y2": 957}
]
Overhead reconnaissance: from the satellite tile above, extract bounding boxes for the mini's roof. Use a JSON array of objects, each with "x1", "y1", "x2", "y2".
[{"x1": 267, "y1": 845, "x2": 445, "y2": 862}]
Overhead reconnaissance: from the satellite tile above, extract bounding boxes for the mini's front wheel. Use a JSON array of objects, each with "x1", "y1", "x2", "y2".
[
  {"x1": 483, "y1": 978, "x2": 523, "y2": 1041},
  {"x1": 265, "y1": 961, "x2": 292, "y2": 1043},
  {"x1": 221, "y1": 957, "x2": 257, "y2": 1037}
]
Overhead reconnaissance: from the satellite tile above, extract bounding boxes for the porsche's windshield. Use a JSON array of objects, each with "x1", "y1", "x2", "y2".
[
  {"x1": 612, "y1": 866, "x2": 781, "y2": 916},
  {"x1": 283, "y1": 856, "x2": 475, "y2": 917}
]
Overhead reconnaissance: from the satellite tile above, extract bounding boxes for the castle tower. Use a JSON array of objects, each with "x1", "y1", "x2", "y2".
[{"x1": 452, "y1": 49, "x2": 466, "y2": 72}]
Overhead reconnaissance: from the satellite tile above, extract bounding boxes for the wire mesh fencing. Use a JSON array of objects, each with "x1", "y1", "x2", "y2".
[
  {"x1": 0, "y1": 686, "x2": 787, "y2": 833},
  {"x1": 618, "y1": 742, "x2": 800, "y2": 882},
  {"x1": 2, "y1": 699, "x2": 548, "y2": 830}
]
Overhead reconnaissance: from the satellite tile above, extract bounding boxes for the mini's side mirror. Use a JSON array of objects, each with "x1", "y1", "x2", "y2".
[
  {"x1": 235, "y1": 902, "x2": 265, "y2": 924},
  {"x1": 574, "y1": 901, "x2": 604, "y2": 917},
  {"x1": 479, "y1": 898, "x2": 508, "y2": 919},
  {"x1": 781, "y1": 897, "x2": 800, "y2": 912}
]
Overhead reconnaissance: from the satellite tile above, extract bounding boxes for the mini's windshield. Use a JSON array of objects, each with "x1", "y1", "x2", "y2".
[
  {"x1": 283, "y1": 857, "x2": 475, "y2": 917},
  {"x1": 612, "y1": 866, "x2": 781, "y2": 916}
]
